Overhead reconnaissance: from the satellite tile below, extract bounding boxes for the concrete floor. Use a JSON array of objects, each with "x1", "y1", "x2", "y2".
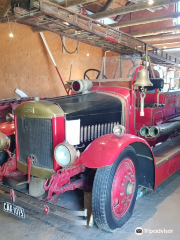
[{"x1": 0, "y1": 171, "x2": 180, "y2": 240}]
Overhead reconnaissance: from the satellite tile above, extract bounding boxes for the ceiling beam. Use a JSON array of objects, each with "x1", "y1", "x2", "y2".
[
  {"x1": 90, "y1": 0, "x2": 179, "y2": 20},
  {"x1": 100, "y1": 0, "x2": 115, "y2": 12},
  {"x1": 139, "y1": 33, "x2": 180, "y2": 42},
  {"x1": 131, "y1": 25, "x2": 180, "y2": 37},
  {"x1": 109, "y1": 12, "x2": 180, "y2": 28},
  {"x1": 0, "y1": 0, "x2": 11, "y2": 18},
  {"x1": 54, "y1": 0, "x2": 96, "y2": 8},
  {"x1": 114, "y1": 1, "x2": 133, "y2": 23}
]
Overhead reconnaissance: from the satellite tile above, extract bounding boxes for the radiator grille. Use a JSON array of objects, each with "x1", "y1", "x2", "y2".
[
  {"x1": 17, "y1": 117, "x2": 53, "y2": 169},
  {"x1": 80, "y1": 122, "x2": 119, "y2": 143}
]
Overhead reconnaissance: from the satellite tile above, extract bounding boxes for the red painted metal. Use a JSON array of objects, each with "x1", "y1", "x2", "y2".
[
  {"x1": 44, "y1": 205, "x2": 49, "y2": 215},
  {"x1": 129, "y1": 65, "x2": 145, "y2": 135},
  {"x1": 10, "y1": 189, "x2": 16, "y2": 203},
  {"x1": 52, "y1": 116, "x2": 65, "y2": 171},
  {"x1": 50, "y1": 178, "x2": 85, "y2": 203},
  {"x1": 27, "y1": 157, "x2": 34, "y2": 183},
  {"x1": 14, "y1": 115, "x2": 19, "y2": 160},
  {"x1": 104, "y1": 37, "x2": 118, "y2": 43},
  {"x1": 155, "y1": 152, "x2": 180, "y2": 187},
  {"x1": 0, "y1": 156, "x2": 25, "y2": 182},
  {"x1": 55, "y1": 66, "x2": 68, "y2": 95},
  {"x1": 80, "y1": 133, "x2": 154, "y2": 168},
  {"x1": 111, "y1": 158, "x2": 136, "y2": 218},
  {"x1": 2, "y1": 65, "x2": 180, "y2": 226},
  {"x1": 44, "y1": 164, "x2": 85, "y2": 200},
  {"x1": 0, "y1": 122, "x2": 15, "y2": 136},
  {"x1": 136, "y1": 107, "x2": 164, "y2": 132}
]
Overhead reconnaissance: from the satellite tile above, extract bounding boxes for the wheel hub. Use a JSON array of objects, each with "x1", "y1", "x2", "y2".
[
  {"x1": 126, "y1": 181, "x2": 134, "y2": 196},
  {"x1": 111, "y1": 158, "x2": 136, "y2": 218}
]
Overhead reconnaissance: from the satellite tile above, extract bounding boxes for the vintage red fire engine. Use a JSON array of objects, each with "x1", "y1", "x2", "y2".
[{"x1": 0, "y1": 66, "x2": 180, "y2": 232}]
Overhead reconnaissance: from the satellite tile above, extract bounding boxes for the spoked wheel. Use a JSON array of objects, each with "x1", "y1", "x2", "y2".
[{"x1": 92, "y1": 146, "x2": 139, "y2": 232}]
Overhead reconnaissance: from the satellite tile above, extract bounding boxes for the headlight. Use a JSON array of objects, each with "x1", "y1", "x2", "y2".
[
  {"x1": 71, "y1": 80, "x2": 93, "y2": 93},
  {"x1": 6, "y1": 113, "x2": 14, "y2": 122},
  {"x1": 113, "y1": 125, "x2": 126, "y2": 137},
  {"x1": 54, "y1": 143, "x2": 78, "y2": 167}
]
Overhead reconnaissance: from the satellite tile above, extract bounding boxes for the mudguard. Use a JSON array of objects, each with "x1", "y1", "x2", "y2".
[
  {"x1": 81, "y1": 133, "x2": 154, "y2": 168},
  {"x1": 0, "y1": 122, "x2": 15, "y2": 136}
]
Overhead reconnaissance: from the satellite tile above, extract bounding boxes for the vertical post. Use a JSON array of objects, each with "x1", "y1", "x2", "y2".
[
  {"x1": 120, "y1": 56, "x2": 123, "y2": 78},
  {"x1": 145, "y1": 44, "x2": 148, "y2": 70},
  {"x1": 62, "y1": 36, "x2": 66, "y2": 54}
]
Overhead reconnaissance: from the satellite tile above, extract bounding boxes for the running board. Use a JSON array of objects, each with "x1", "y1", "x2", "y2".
[
  {"x1": 153, "y1": 135, "x2": 180, "y2": 167},
  {"x1": 0, "y1": 184, "x2": 87, "y2": 225}
]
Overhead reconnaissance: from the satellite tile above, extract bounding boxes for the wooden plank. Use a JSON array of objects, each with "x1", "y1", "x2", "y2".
[
  {"x1": 54, "y1": 0, "x2": 96, "y2": 8},
  {"x1": 90, "y1": 0, "x2": 180, "y2": 20},
  {"x1": 68, "y1": 78, "x2": 132, "y2": 83},
  {"x1": 131, "y1": 25, "x2": 180, "y2": 37},
  {"x1": 110, "y1": 12, "x2": 180, "y2": 28},
  {"x1": 140, "y1": 33, "x2": 180, "y2": 42}
]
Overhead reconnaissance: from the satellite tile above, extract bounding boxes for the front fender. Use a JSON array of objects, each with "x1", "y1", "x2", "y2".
[
  {"x1": 0, "y1": 122, "x2": 15, "y2": 136},
  {"x1": 81, "y1": 133, "x2": 153, "y2": 168}
]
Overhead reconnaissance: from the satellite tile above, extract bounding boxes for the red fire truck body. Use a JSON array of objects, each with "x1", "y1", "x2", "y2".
[{"x1": 0, "y1": 67, "x2": 180, "y2": 232}]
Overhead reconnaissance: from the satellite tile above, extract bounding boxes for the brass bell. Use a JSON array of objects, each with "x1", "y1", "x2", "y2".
[{"x1": 134, "y1": 68, "x2": 153, "y2": 87}]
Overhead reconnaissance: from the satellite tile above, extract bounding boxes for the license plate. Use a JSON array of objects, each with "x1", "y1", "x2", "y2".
[{"x1": 3, "y1": 202, "x2": 25, "y2": 219}]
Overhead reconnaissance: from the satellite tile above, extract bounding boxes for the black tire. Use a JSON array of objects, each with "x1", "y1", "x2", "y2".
[
  {"x1": 0, "y1": 151, "x2": 9, "y2": 167},
  {"x1": 92, "y1": 146, "x2": 139, "y2": 232},
  {"x1": 2, "y1": 176, "x2": 28, "y2": 192}
]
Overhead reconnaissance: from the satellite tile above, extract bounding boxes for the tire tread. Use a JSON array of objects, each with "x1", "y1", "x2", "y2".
[{"x1": 92, "y1": 146, "x2": 137, "y2": 232}]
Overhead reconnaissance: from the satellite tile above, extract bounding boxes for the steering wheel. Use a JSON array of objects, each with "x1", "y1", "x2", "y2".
[
  {"x1": 127, "y1": 65, "x2": 139, "y2": 78},
  {"x1": 84, "y1": 69, "x2": 107, "y2": 80}
]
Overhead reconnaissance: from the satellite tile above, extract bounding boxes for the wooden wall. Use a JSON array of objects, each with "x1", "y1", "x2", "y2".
[{"x1": 0, "y1": 23, "x2": 103, "y2": 99}]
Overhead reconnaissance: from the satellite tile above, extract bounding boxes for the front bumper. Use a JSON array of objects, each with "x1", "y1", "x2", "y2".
[{"x1": 0, "y1": 184, "x2": 87, "y2": 225}]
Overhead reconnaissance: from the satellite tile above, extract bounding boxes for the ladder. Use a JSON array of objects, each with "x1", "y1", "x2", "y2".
[{"x1": 14, "y1": 0, "x2": 180, "y2": 67}]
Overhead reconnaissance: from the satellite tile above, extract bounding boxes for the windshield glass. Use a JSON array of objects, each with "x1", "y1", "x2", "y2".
[
  {"x1": 70, "y1": 54, "x2": 142, "y2": 80},
  {"x1": 67, "y1": 54, "x2": 178, "y2": 90}
]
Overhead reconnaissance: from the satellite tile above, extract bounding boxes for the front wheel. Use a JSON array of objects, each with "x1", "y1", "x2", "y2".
[{"x1": 92, "y1": 146, "x2": 139, "y2": 232}]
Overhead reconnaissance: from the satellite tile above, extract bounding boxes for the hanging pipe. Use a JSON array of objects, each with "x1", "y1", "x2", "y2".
[{"x1": 40, "y1": 32, "x2": 68, "y2": 95}]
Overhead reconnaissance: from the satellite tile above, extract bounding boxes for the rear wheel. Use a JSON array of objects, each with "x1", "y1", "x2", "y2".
[{"x1": 92, "y1": 146, "x2": 139, "y2": 232}]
